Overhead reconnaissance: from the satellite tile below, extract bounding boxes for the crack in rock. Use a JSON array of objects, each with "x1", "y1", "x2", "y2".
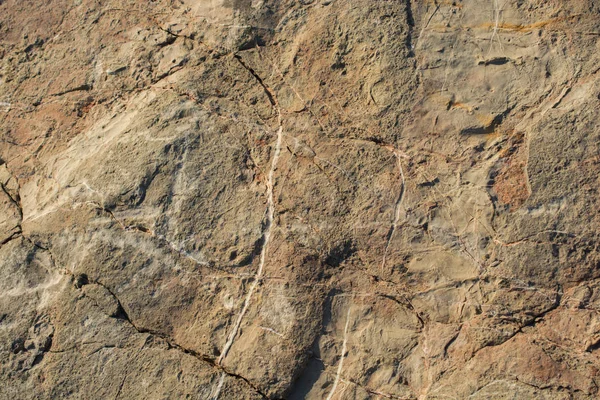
[
  {"x1": 216, "y1": 52, "x2": 284, "y2": 368},
  {"x1": 65, "y1": 271, "x2": 271, "y2": 399}
]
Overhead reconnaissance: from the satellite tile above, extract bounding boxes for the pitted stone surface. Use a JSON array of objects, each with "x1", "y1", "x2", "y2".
[{"x1": 1, "y1": 0, "x2": 600, "y2": 398}]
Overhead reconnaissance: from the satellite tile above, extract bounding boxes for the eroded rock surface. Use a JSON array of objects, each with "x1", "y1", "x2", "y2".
[{"x1": 1, "y1": 0, "x2": 600, "y2": 398}]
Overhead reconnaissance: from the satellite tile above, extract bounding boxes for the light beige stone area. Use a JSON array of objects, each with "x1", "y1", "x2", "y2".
[{"x1": 1, "y1": 0, "x2": 600, "y2": 398}]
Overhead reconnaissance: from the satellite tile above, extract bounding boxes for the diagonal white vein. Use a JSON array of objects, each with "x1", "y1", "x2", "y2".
[
  {"x1": 326, "y1": 305, "x2": 353, "y2": 400},
  {"x1": 217, "y1": 123, "x2": 283, "y2": 365},
  {"x1": 211, "y1": 372, "x2": 226, "y2": 400},
  {"x1": 381, "y1": 152, "x2": 406, "y2": 273}
]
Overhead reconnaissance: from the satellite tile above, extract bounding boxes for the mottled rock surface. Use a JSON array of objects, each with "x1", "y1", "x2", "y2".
[{"x1": 1, "y1": 0, "x2": 600, "y2": 398}]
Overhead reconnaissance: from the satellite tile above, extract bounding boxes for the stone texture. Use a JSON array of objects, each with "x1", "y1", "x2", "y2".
[{"x1": 1, "y1": 0, "x2": 600, "y2": 398}]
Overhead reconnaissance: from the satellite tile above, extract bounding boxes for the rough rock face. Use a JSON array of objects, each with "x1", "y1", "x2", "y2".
[{"x1": 1, "y1": 0, "x2": 600, "y2": 398}]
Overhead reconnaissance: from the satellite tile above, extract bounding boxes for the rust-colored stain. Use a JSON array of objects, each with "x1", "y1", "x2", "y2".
[
  {"x1": 493, "y1": 131, "x2": 530, "y2": 211},
  {"x1": 449, "y1": 101, "x2": 474, "y2": 113},
  {"x1": 493, "y1": 160, "x2": 529, "y2": 211}
]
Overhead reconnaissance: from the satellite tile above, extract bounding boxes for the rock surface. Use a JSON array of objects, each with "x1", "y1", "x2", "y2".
[{"x1": 1, "y1": 0, "x2": 600, "y2": 398}]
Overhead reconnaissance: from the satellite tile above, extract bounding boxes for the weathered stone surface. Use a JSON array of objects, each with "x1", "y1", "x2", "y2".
[{"x1": 1, "y1": 0, "x2": 600, "y2": 398}]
